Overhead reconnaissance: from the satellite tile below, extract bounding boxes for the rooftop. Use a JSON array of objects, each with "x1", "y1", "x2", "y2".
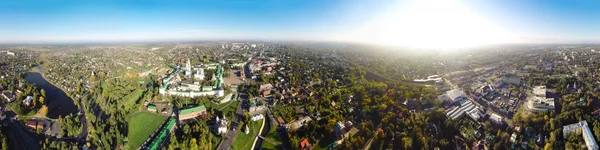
[{"x1": 179, "y1": 105, "x2": 206, "y2": 115}]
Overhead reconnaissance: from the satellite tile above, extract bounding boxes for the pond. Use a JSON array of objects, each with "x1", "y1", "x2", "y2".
[{"x1": 24, "y1": 72, "x2": 78, "y2": 119}]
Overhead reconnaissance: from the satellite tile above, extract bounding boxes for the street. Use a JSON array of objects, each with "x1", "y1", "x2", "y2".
[{"x1": 216, "y1": 83, "x2": 247, "y2": 150}]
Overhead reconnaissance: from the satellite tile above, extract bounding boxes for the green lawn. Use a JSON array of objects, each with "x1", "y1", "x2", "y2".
[
  {"x1": 126, "y1": 112, "x2": 168, "y2": 150},
  {"x1": 219, "y1": 101, "x2": 240, "y2": 119},
  {"x1": 262, "y1": 142, "x2": 278, "y2": 150},
  {"x1": 232, "y1": 119, "x2": 263, "y2": 150},
  {"x1": 264, "y1": 122, "x2": 282, "y2": 146}
]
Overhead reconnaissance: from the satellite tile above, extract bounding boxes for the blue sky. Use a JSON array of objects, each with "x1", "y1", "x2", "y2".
[{"x1": 0, "y1": 0, "x2": 599, "y2": 44}]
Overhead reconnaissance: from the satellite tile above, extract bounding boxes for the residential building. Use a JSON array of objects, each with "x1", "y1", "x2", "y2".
[
  {"x1": 300, "y1": 138, "x2": 311, "y2": 150},
  {"x1": 24, "y1": 119, "x2": 44, "y2": 130},
  {"x1": 1, "y1": 91, "x2": 15, "y2": 102},
  {"x1": 527, "y1": 86, "x2": 555, "y2": 112},
  {"x1": 179, "y1": 105, "x2": 207, "y2": 121},
  {"x1": 22, "y1": 96, "x2": 33, "y2": 107},
  {"x1": 260, "y1": 83, "x2": 273, "y2": 91},
  {"x1": 562, "y1": 120, "x2": 599, "y2": 150},
  {"x1": 333, "y1": 121, "x2": 355, "y2": 140}
]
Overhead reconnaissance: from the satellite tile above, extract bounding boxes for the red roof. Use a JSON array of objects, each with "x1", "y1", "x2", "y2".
[{"x1": 300, "y1": 138, "x2": 310, "y2": 149}]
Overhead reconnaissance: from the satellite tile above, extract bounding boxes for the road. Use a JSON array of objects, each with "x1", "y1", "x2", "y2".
[
  {"x1": 216, "y1": 83, "x2": 247, "y2": 150},
  {"x1": 216, "y1": 101, "x2": 243, "y2": 150},
  {"x1": 75, "y1": 98, "x2": 88, "y2": 141}
]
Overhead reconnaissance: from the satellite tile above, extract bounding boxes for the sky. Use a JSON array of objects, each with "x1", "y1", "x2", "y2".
[{"x1": 1, "y1": 0, "x2": 600, "y2": 47}]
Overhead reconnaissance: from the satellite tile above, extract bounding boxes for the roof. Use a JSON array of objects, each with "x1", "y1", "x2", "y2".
[
  {"x1": 179, "y1": 105, "x2": 206, "y2": 115},
  {"x1": 300, "y1": 138, "x2": 310, "y2": 148},
  {"x1": 533, "y1": 86, "x2": 547, "y2": 97},
  {"x1": 149, "y1": 118, "x2": 176, "y2": 150},
  {"x1": 563, "y1": 120, "x2": 599, "y2": 150},
  {"x1": 148, "y1": 105, "x2": 157, "y2": 110},
  {"x1": 446, "y1": 90, "x2": 465, "y2": 101}
]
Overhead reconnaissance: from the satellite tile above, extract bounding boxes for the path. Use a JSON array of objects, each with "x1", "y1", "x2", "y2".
[{"x1": 216, "y1": 101, "x2": 243, "y2": 150}]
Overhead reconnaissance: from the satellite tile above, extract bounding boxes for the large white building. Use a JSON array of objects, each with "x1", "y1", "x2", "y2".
[
  {"x1": 159, "y1": 64, "x2": 225, "y2": 98},
  {"x1": 185, "y1": 59, "x2": 192, "y2": 77},
  {"x1": 527, "y1": 86, "x2": 555, "y2": 112},
  {"x1": 445, "y1": 100, "x2": 481, "y2": 120},
  {"x1": 446, "y1": 90, "x2": 466, "y2": 103},
  {"x1": 563, "y1": 120, "x2": 599, "y2": 150}
]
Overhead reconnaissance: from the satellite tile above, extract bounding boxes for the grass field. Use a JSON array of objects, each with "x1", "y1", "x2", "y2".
[
  {"x1": 262, "y1": 142, "x2": 278, "y2": 150},
  {"x1": 126, "y1": 112, "x2": 168, "y2": 150},
  {"x1": 232, "y1": 119, "x2": 263, "y2": 150},
  {"x1": 264, "y1": 123, "x2": 282, "y2": 145},
  {"x1": 262, "y1": 121, "x2": 282, "y2": 150}
]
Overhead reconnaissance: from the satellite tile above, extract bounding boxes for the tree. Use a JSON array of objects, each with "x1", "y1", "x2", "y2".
[
  {"x1": 2, "y1": 137, "x2": 8, "y2": 150},
  {"x1": 402, "y1": 137, "x2": 412, "y2": 149},
  {"x1": 39, "y1": 96, "x2": 45, "y2": 104}
]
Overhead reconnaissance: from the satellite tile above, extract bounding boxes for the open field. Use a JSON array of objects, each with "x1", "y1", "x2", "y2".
[
  {"x1": 231, "y1": 117, "x2": 263, "y2": 150},
  {"x1": 126, "y1": 112, "x2": 168, "y2": 149}
]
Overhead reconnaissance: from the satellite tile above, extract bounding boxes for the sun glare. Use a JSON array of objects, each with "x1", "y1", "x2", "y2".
[{"x1": 354, "y1": 0, "x2": 515, "y2": 50}]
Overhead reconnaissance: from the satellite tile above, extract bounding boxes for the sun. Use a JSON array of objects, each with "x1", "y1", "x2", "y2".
[{"x1": 350, "y1": 0, "x2": 515, "y2": 50}]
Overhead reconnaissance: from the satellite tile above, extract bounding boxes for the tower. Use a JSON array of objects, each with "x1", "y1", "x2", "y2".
[{"x1": 185, "y1": 59, "x2": 192, "y2": 76}]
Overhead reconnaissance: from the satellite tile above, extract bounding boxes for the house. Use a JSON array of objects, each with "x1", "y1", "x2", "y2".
[
  {"x1": 445, "y1": 90, "x2": 466, "y2": 103},
  {"x1": 562, "y1": 120, "x2": 599, "y2": 150},
  {"x1": 300, "y1": 138, "x2": 311, "y2": 149},
  {"x1": 261, "y1": 90, "x2": 271, "y2": 97},
  {"x1": 260, "y1": 83, "x2": 273, "y2": 91},
  {"x1": 333, "y1": 121, "x2": 355, "y2": 140},
  {"x1": 22, "y1": 96, "x2": 33, "y2": 107},
  {"x1": 1, "y1": 91, "x2": 15, "y2": 102},
  {"x1": 179, "y1": 105, "x2": 207, "y2": 121},
  {"x1": 215, "y1": 116, "x2": 229, "y2": 135},
  {"x1": 24, "y1": 119, "x2": 44, "y2": 130}
]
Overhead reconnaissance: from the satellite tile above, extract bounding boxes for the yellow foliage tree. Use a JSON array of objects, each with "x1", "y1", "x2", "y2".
[
  {"x1": 39, "y1": 96, "x2": 45, "y2": 104},
  {"x1": 39, "y1": 106, "x2": 48, "y2": 116}
]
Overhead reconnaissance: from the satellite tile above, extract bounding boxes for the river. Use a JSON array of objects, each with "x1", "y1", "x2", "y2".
[{"x1": 24, "y1": 72, "x2": 78, "y2": 119}]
